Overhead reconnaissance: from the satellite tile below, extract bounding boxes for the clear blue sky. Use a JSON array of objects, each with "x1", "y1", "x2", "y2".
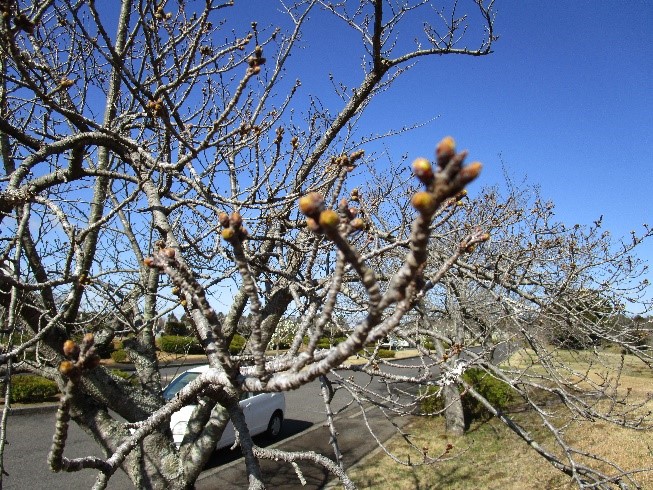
[{"x1": 266, "y1": 0, "x2": 652, "y2": 307}]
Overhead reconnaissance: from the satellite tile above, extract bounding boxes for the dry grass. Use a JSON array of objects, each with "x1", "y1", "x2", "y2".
[
  {"x1": 349, "y1": 407, "x2": 653, "y2": 489},
  {"x1": 348, "y1": 350, "x2": 653, "y2": 489}
]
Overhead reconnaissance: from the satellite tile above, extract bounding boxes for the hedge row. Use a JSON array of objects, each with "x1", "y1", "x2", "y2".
[
  {"x1": 1, "y1": 375, "x2": 59, "y2": 403},
  {"x1": 157, "y1": 334, "x2": 246, "y2": 355}
]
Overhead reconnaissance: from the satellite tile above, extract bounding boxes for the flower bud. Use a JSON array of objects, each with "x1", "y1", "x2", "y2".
[
  {"x1": 306, "y1": 217, "x2": 321, "y2": 232},
  {"x1": 436, "y1": 136, "x2": 456, "y2": 168},
  {"x1": 82, "y1": 333, "x2": 95, "y2": 346},
  {"x1": 457, "y1": 161, "x2": 482, "y2": 185},
  {"x1": 411, "y1": 191, "x2": 438, "y2": 216},
  {"x1": 412, "y1": 157, "x2": 434, "y2": 183},
  {"x1": 59, "y1": 360, "x2": 77, "y2": 377},
  {"x1": 218, "y1": 212, "x2": 230, "y2": 227},
  {"x1": 230, "y1": 212, "x2": 243, "y2": 228},
  {"x1": 161, "y1": 247, "x2": 175, "y2": 258},
  {"x1": 298, "y1": 192, "x2": 324, "y2": 216},
  {"x1": 221, "y1": 228, "x2": 236, "y2": 241},
  {"x1": 351, "y1": 218, "x2": 365, "y2": 230},
  {"x1": 63, "y1": 340, "x2": 79, "y2": 358},
  {"x1": 143, "y1": 257, "x2": 155, "y2": 267},
  {"x1": 319, "y1": 210, "x2": 340, "y2": 230}
]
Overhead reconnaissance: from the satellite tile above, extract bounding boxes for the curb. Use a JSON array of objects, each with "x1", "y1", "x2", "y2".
[{"x1": 0, "y1": 403, "x2": 58, "y2": 415}]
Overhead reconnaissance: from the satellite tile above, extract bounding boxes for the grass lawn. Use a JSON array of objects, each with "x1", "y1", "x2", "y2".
[{"x1": 347, "y1": 348, "x2": 653, "y2": 489}]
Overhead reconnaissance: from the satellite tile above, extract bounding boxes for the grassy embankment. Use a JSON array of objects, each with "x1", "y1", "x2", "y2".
[{"x1": 347, "y1": 347, "x2": 653, "y2": 489}]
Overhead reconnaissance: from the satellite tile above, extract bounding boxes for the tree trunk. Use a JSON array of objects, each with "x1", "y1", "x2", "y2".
[{"x1": 442, "y1": 382, "x2": 465, "y2": 436}]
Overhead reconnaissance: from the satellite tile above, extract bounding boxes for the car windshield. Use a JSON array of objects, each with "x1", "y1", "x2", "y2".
[{"x1": 163, "y1": 372, "x2": 200, "y2": 401}]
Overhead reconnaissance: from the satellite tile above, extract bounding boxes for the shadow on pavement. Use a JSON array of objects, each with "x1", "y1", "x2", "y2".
[{"x1": 202, "y1": 419, "x2": 314, "y2": 470}]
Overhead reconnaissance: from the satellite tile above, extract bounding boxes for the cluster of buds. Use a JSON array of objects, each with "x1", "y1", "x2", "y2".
[
  {"x1": 247, "y1": 45, "x2": 266, "y2": 75},
  {"x1": 199, "y1": 45, "x2": 212, "y2": 56},
  {"x1": 338, "y1": 198, "x2": 366, "y2": 233},
  {"x1": 274, "y1": 126, "x2": 284, "y2": 145},
  {"x1": 154, "y1": 4, "x2": 172, "y2": 21},
  {"x1": 146, "y1": 98, "x2": 165, "y2": 118},
  {"x1": 350, "y1": 188, "x2": 360, "y2": 202},
  {"x1": 459, "y1": 229, "x2": 490, "y2": 254},
  {"x1": 298, "y1": 192, "x2": 342, "y2": 234},
  {"x1": 328, "y1": 150, "x2": 365, "y2": 173},
  {"x1": 410, "y1": 136, "x2": 482, "y2": 218},
  {"x1": 219, "y1": 211, "x2": 249, "y2": 242},
  {"x1": 59, "y1": 334, "x2": 101, "y2": 381},
  {"x1": 237, "y1": 123, "x2": 262, "y2": 139},
  {"x1": 235, "y1": 33, "x2": 253, "y2": 51},
  {"x1": 59, "y1": 77, "x2": 74, "y2": 90}
]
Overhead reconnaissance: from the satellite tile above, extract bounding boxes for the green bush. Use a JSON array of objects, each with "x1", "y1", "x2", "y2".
[
  {"x1": 229, "y1": 334, "x2": 246, "y2": 354},
  {"x1": 420, "y1": 368, "x2": 515, "y2": 425},
  {"x1": 377, "y1": 349, "x2": 396, "y2": 358},
  {"x1": 4, "y1": 375, "x2": 59, "y2": 403},
  {"x1": 158, "y1": 335, "x2": 204, "y2": 354},
  {"x1": 110, "y1": 349, "x2": 130, "y2": 363}
]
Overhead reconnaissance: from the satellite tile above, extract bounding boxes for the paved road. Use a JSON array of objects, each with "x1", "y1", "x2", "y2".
[{"x1": 0, "y1": 344, "x2": 514, "y2": 489}]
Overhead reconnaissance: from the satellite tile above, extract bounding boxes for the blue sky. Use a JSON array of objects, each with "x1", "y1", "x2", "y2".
[{"x1": 267, "y1": 0, "x2": 652, "y2": 307}]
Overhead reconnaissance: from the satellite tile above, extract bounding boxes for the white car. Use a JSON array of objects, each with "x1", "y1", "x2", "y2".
[{"x1": 162, "y1": 365, "x2": 285, "y2": 449}]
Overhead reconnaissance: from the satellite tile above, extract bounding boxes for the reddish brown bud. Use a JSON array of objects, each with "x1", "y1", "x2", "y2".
[
  {"x1": 63, "y1": 340, "x2": 79, "y2": 358},
  {"x1": 298, "y1": 192, "x2": 324, "y2": 216},
  {"x1": 412, "y1": 157, "x2": 434, "y2": 183},
  {"x1": 143, "y1": 257, "x2": 155, "y2": 267},
  {"x1": 161, "y1": 247, "x2": 175, "y2": 258},
  {"x1": 457, "y1": 161, "x2": 482, "y2": 185},
  {"x1": 82, "y1": 333, "x2": 95, "y2": 346},
  {"x1": 306, "y1": 217, "x2": 321, "y2": 232},
  {"x1": 350, "y1": 218, "x2": 365, "y2": 230},
  {"x1": 436, "y1": 136, "x2": 456, "y2": 167},
  {"x1": 218, "y1": 212, "x2": 230, "y2": 227},
  {"x1": 230, "y1": 212, "x2": 243, "y2": 228},
  {"x1": 319, "y1": 210, "x2": 340, "y2": 230},
  {"x1": 411, "y1": 191, "x2": 438, "y2": 216}
]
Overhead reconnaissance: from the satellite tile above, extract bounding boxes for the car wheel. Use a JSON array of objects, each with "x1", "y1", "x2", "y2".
[{"x1": 266, "y1": 411, "x2": 283, "y2": 438}]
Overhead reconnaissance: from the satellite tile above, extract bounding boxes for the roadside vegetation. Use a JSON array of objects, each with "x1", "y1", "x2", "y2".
[{"x1": 348, "y1": 345, "x2": 653, "y2": 488}]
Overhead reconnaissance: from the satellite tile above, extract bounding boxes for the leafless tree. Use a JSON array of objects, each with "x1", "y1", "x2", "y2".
[{"x1": 1, "y1": 1, "x2": 651, "y2": 489}]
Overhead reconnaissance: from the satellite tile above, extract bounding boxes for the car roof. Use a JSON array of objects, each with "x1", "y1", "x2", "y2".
[{"x1": 178, "y1": 364, "x2": 211, "y2": 374}]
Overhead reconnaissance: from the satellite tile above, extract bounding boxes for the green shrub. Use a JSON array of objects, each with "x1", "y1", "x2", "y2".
[
  {"x1": 110, "y1": 349, "x2": 130, "y2": 363},
  {"x1": 420, "y1": 368, "x2": 515, "y2": 425},
  {"x1": 164, "y1": 321, "x2": 191, "y2": 337},
  {"x1": 229, "y1": 334, "x2": 246, "y2": 354},
  {"x1": 158, "y1": 335, "x2": 204, "y2": 354},
  {"x1": 377, "y1": 349, "x2": 396, "y2": 358},
  {"x1": 4, "y1": 375, "x2": 59, "y2": 403}
]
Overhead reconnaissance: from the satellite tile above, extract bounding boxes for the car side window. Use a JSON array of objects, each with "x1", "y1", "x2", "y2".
[{"x1": 163, "y1": 372, "x2": 200, "y2": 401}]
